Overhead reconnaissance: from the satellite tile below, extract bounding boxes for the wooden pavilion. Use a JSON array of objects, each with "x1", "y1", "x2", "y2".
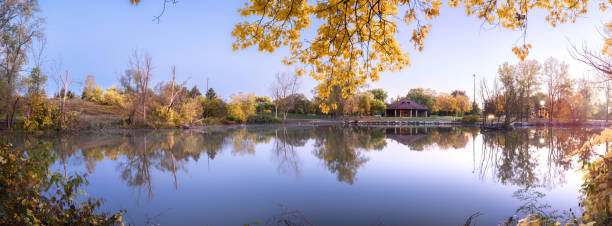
[{"x1": 385, "y1": 98, "x2": 429, "y2": 117}]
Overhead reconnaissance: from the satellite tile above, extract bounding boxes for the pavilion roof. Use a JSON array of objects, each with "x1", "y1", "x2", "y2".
[{"x1": 386, "y1": 98, "x2": 428, "y2": 110}]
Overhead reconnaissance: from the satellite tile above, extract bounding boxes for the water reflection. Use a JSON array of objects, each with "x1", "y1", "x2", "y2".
[
  {"x1": 385, "y1": 126, "x2": 478, "y2": 151},
  {"x1": 477, "y1": 128, "x2": 599, "y2": 188},
  {"x1": 6, "y1": 126, "x2": 602, "y2": 196},
  {"x1": 3, "y1": 126, "x2": 602, "y2": 224}
]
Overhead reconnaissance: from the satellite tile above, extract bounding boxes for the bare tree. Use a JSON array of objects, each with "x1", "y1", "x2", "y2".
[
  {"x1": 29, "y1": 36, "x2": 45, "y2": 69},
  {"x1": 516, "y1": 60, "x2": 541, "y2": 121},
  {"x1": 50, "y1": 59, "x2": 75, "y2": 117},
  {"x1": 270, "y1": 72, "x2": 300, "y2": 120},
  {"x1": 569, "y1": 26, "x2": 612, "y2": 122},
  {"x1": 479, "y1": 76, "x2": 503, "y2": 124},
  {"x1": 59, "y1": 70, "x2": 74, "y2": 113},
  {"x1": 542, "y1": 57, "x2": 572, "y2": 123},
  {"x1": 591, "y1": 72, "x2": 612, "y2": 123},
  {"x1": 570, "y1": 42, "x2": 612, "y2": 78},
  {"x1": 121, "y1": 49, "x2": 153, "y2": 123},
  {"x1": 165, "y1": 65, "x2": 188, "y2": 110}
]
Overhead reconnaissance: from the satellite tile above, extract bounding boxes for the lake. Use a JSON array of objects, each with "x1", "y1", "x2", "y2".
[{"x1": 4, "y1": 125, "x2": 602, "y2": 225}]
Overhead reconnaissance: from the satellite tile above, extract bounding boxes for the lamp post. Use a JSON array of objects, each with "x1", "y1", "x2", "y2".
[{"x1": 539, "y1": 100, "x2": 545, "y2": 119}]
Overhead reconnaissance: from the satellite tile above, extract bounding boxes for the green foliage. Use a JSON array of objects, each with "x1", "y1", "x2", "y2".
[
  {"x1": 24, "y1": 67, "x2": 47, "y2": 96},
  {"x1": 471, "y1": 102, "x2": 480, "y2": 114},
  {"x1": 255, "y1": 96, "x2": 275, "y2": 113},
  {"x1": 0, "y1": 141, "x2": 124, "y2": 225},
  {"x1": 56, "y1": 88, "x2": 75, "y2": 99},
  {"x1": 357, "y1": 92, "x2": 371, "y2": 115},
  {"x1": 205, "y1": 88, "x2": 217, "y2": 99},
  {"x1": 188, "y1": 85, "x2": 201, "y2": 98},
  {"x1": 369, "y1": 88, "x2": 387, "y2": 102},
  {"x1": 370, "y1": 99, "x2": 386, "y2": 115},
  {"x1": 246, "y1": 114, "x2": 282, "y2": 124},
  {"x1": 460, "y1": 115, "x2": 481, "y2": 123},
  {"x1": 200, "y1": 96, "x2": 227, "y2": 118},
  {"x1": 291, "y1": 94, "x2": 311, "y2": 114},
  {"x1": 406, "y1": 88, "x2": 435, "y2": 110}
]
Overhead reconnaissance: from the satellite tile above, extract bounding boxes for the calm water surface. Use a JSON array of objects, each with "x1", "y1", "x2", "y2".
[{"x1": 6, "y1": 126, "x2": 602, "y2": 225}]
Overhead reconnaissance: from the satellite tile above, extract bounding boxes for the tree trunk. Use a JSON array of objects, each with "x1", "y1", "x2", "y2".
[
  {"x1": 606, "y1": 93, "x2": 609, "y2": 124},
  {"x1": 143, "y1": 94, "x2": 147, "y2": 121}
]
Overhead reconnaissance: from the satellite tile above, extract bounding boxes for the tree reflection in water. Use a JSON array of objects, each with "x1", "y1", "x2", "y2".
[
  {"x1": 5, "y1": 125, "x2": 602, "y2": 217},
  {"x1": 271, "y1": 127, "x2": 311, "y2": 178}
]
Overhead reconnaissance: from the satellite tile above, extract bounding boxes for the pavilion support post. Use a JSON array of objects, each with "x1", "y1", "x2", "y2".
[{"x1": 395, "y1": 109, "x2": 397, "y2": 117}]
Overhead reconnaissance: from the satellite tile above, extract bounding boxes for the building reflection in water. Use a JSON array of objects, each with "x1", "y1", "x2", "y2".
[{"x1": 4, "y1": 126, "x2": 601, "y2": 202}]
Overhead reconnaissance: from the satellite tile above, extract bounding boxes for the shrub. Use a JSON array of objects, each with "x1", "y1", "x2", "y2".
[
  {"x1": 24, "y1": 95, "x2": 58, "y2": 131},
  {"x1": 199, "y1": 96, "x2": 227, "y2": 118},
  {"x1": 370, "y1": 99, "x2": 386, "y2": 115},
  {"x1": 59, "y1": 111, "x2": 81, "y2": 131},
  {"x1": 102, "y1": 86, "x2": 125, "y2": 106},
  {"x1": 149, "y1": 105, "x2": 180, "y2": 128},
  {"x1": 179, "y1": 98, "x2": 201, "y2": 125},
  {"x1": 91, "y1": 86, "x2": 104, "y2": 102},
  {"x1": 24, "y1": 95, "x2": 81, "y2": 131},
  {"x1": 0, "y1": 141, "x2": 124, "y2": 225},
  {"x1": 460, "y1": 114, "x2": 481, "y2": 123},
  {"x1": 246, "y1": 115, "x2": 282, "y2": 124},
  {"x1": 81, "y1": 86, "x2": 103, "y2": 103},
  {"x1": 226, "y1": 93, "x2": 256, "y2": 123}
]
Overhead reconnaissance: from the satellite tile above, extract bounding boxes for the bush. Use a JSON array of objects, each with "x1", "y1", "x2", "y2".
[
  {"x1": 246, "y1": 115, "x2": 282, "y2": 124},
  {"x1": 370, "y1": 99, "x2": 386, "y2": 115},
  {"x1": 0, "y1": 141, "x2": 124, "y2": 225},
  {"x1": 102, "y1": 87, "x2": 125, "y2": 106},
  {"x1": 81, "y1": 86, "x2": 103, "y2": 103},
  {"x1": 199, "y1": 96, "x2": 227, "y2": 118},
  {"x1": 226, "y1": 93, "x2": 256, "y2": 123},
  {"x1": 24, "y1": 95, "x2": 58, "y2": 131},
  {"x1": 149, "y1": 105, "x2": 180, "y2": 128},
  {"x1": 179, "y1": 98, "x2": 201, "y2": 125},
  {"x1": 460, "y1": 114, "x2": 481, "y2": 123},
  {"x1": 24, "y1": 95, "x2": 80, "y2": 131}
]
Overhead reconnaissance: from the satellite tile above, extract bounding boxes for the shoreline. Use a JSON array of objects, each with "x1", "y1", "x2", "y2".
[
  {"x1": 2, "y1": 118, "x2": 610, "y2": 135},
  {"x1": 343, "y1": 119, "x2": 612, "y2": 128}
]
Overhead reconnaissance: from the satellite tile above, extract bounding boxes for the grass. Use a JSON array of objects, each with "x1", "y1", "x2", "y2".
[
  {"x1": 50, "y1": 98, "x2": 124, "y2": 130},
  {"x1": 50, "y1": 98, "x2": 118, "y2": 116}
]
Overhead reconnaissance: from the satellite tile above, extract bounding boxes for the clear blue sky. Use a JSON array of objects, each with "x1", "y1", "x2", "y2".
[{"x1": 39, "y1": 1, "x2": 612, "y2": 101}]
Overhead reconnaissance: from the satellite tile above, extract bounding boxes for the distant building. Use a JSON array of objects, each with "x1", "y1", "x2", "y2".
[{"x1": 386, "y1": 98, "x2": 429, "y2": 117}]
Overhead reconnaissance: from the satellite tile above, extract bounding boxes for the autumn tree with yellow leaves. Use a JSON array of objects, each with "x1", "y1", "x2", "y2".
[
  {"x1": 227, "y1": 0, "x2": 610, "y2": 112},
  {"x1": 129, "y1": 0, "x2": 611, "y2": 112}
]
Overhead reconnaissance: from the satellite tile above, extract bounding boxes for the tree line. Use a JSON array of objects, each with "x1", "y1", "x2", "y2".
[{"x1": 479, "y1": 57, "x2": 610, "y2": 125}]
